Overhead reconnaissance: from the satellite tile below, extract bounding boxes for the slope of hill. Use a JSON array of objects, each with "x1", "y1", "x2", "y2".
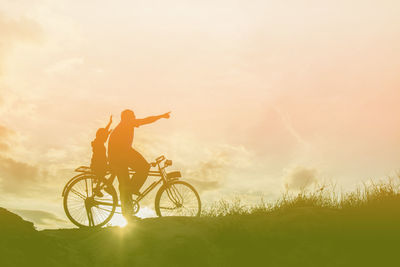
[{"x1": 0, "y1": 208, "x2": 82, "y2": 267}]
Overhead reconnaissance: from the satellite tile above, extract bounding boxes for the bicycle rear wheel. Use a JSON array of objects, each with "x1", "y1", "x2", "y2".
[
  {"x1": 63, "y1": 175, "x2": 118, "y2": 228},
  {"x1": 155, "y1": 180, "x2": 201, "y2": 217}
]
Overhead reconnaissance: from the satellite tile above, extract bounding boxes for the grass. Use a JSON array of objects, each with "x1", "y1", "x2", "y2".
[
  {"x1": 2, "y1": 177, "x2": 400, "y2": 267},
  {"x1": 203, "y1": 176, "x2": 400, "y2": 216}
]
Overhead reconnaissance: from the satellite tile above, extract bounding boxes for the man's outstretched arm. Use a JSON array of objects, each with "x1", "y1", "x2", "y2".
[{"x1": 135, "y1": 112, "x2": 170, "y2": 127}]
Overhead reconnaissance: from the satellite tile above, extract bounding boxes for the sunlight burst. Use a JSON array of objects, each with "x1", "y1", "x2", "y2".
[{"x1": 109, "y1": 214, "x2": 127, "y2": 228}]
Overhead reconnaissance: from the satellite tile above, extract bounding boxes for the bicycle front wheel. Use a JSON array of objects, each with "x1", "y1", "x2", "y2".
[
  {"x1": 155, "y1": 180, "x2": 201, "y2": 217},
  {"x1": 63, "y1": 175, "x2": 118, "y2": 228}
]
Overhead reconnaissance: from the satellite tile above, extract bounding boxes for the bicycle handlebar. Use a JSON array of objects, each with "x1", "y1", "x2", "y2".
[
  {"x1": 150, "y1": 155, "x2": 166, "y2": 167},
  {"x1": 156, "y1": 155, "x2": 165, "y2": 162}
]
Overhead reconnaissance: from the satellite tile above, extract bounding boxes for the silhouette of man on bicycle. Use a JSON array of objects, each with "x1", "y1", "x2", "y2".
[
  {"x1": 108, "y1": 109, "x2": 170, "y2": 219},
  {"x1": 62, "y1": 110, "x2": 201, "y2": 227}
]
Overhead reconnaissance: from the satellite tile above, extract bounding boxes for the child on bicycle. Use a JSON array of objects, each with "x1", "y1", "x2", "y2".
[{"x1": 90, "y1": 115, "x2": 112, "y2": 178}]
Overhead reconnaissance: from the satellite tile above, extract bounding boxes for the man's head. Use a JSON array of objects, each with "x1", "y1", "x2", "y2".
[{"x1": 121, "y1": 109, "x2": 136, "y2": 123}]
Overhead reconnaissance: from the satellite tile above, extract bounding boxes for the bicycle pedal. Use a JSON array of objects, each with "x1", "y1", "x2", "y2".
[{"x1": 93, "y1": 188, "x2": 104, "y2": 197}]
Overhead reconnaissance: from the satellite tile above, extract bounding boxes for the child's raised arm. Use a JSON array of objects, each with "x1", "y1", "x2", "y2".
[{"x1": 105, "y1": 115, "x2": 113, "y2": 131}]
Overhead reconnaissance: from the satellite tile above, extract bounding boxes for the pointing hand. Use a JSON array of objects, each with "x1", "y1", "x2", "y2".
[{"x1": 163, "y1": 112, "x2": 171, "y2": 119}]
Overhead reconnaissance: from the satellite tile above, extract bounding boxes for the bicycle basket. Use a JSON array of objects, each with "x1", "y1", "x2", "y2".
[
  {"x1": 167, "y1": 171, "x2": 181, "y2": 180},
  {"x1": 75, "y1": 166, "x2": 92, "y2": 173}
]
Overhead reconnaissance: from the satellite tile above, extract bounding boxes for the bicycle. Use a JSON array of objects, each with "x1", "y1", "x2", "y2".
[{"x1": 62, "y1": 155, "x2": 201, "y2": 228}]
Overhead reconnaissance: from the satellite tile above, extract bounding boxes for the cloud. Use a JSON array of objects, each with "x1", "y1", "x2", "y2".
[
  {"x1": 0, "y1": 11, "x2": 48, "y2": 196},
  {"x1": 0, "y1": 123, "x2": 46, "y2": 195},
  {"x1": 283, "y1": 166, "x2": 318, "y2": 191},
  {"x1": 0, "y1": 124, "x2": 50, "y2": 197},
  {"x1": 0, "y1": 155, "x2": 43, "y2": 194},
  {"x1": 0, "y1": 12, "x2": 43, "y2": 74},
  {"x1": 0, "y1": 12, "x2": 43, "y2": 118},
  {"x1": 12, "y1": 209, "x2": 67, "y2": 228},
  {"x1": 186, "y1": 178, "x2": 220, "y2": 192},
  {"x1": 184, "y1": 144, "x2": 251, "y2": 193},
  {"x1": 186, "y1": 159, "x2": 227, "y2": 192},
  {"x1": 44, "y1": 57, "x2": 84, "y2": 74},
  {"x1": 0, "y1": 13, "x2": 42, "y2": 42},
  {"x1": 0, "y1": 124, "x2": 15, "y2": 151},
  {"x1": 0, "y1": 124, "x2": 47, "y2": 196}
]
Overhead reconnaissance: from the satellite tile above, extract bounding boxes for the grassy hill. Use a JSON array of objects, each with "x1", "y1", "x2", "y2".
[{"x1": 2, "y1": 180, "x2": 400, "y2": 267}]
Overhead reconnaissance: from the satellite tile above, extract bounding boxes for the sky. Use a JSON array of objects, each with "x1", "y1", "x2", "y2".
[{"x1": 0, "y1": 0, "x2": 399, "y2": 228}]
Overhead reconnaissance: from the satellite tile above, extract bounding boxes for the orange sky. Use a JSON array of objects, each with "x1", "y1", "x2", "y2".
[{"x1": 0, "y1": 0, "x2": 399, "y2": 228}]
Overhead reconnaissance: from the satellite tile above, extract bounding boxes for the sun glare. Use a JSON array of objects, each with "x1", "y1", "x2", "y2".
[
  {"x1": 107, "y1": 207, "x2": 157, "y2": 227},
  {"x1": 109, "y1": 214, "x2": 128, "y2": 228},
  {"x1": 136, "y1": 207, "x2": 157, "y2": 219}
]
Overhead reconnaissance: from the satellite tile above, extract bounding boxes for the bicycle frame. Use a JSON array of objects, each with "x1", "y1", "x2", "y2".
[
  {"x1": 63, "y1": 155, "x2": 200, "y2": 228},
  {"x1": 93, "y1": 155, "x2": 177, "y2": 207}
]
